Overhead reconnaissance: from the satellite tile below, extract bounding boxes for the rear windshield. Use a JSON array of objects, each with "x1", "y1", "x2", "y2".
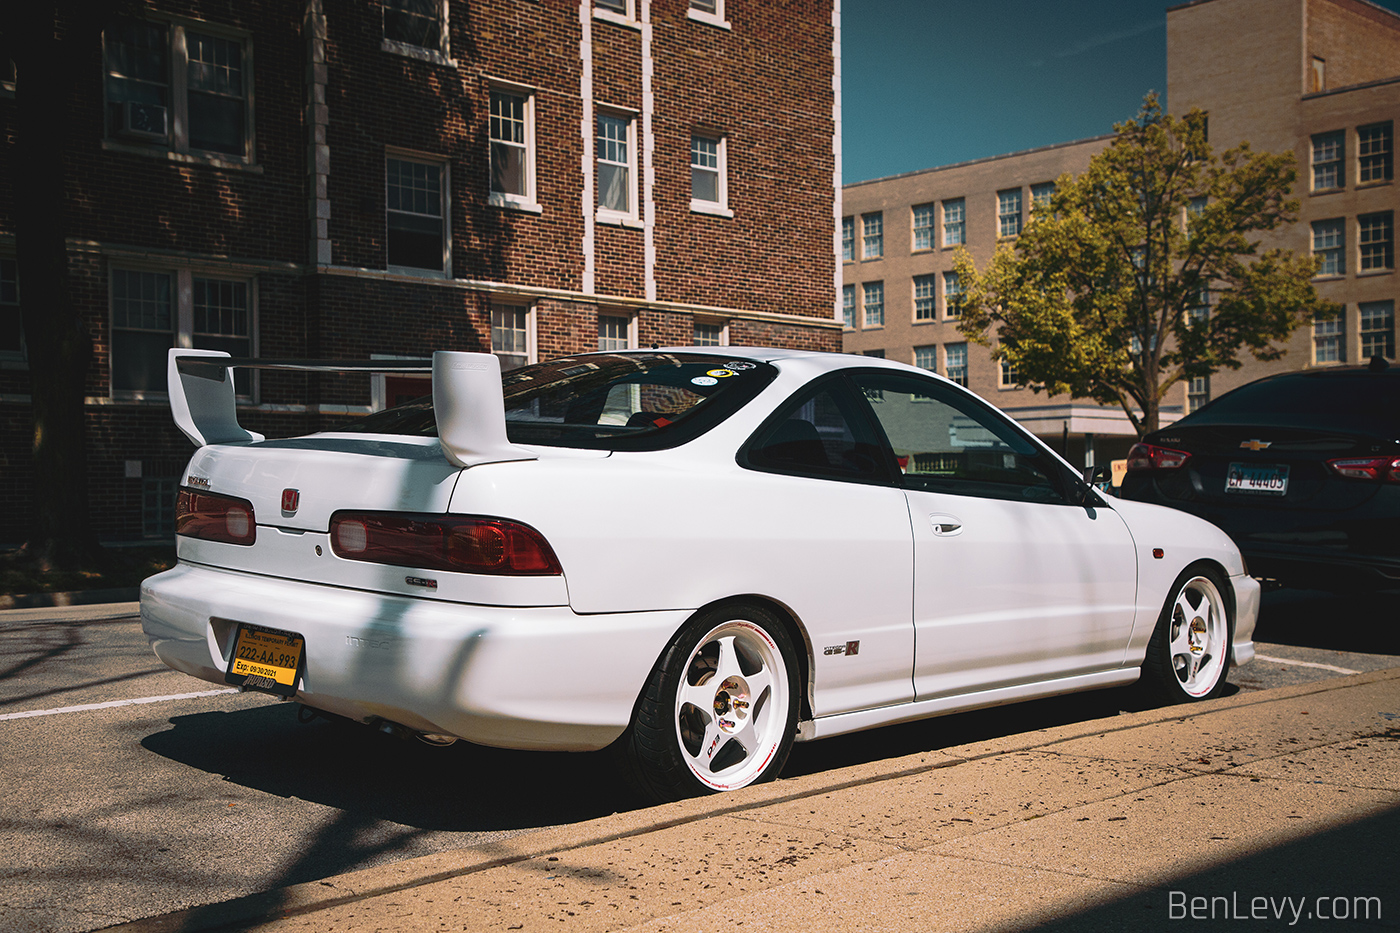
[
  {"x1": 1184, "y1": 372, "x2": 1400, "y2": 435},
  {"x1": 342, "y1": 353, "x2": 777, "y2": 450}
]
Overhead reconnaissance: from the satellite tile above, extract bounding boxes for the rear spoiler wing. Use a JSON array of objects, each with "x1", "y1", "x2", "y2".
[{"x1": 167, "y1": 348, "x2": 538, "y2": 468}]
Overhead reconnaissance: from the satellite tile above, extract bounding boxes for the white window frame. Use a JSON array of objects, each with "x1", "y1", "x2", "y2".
[
  {"x1": 102, "y1": 16, "x2": 255, "y2": 166},
  {"x1": 598, "y1": 313, "x2": 635, "y2": 351},
  {"x1": 1311, "y1": 131, "x2": 1344, "y2": 191},
  {"x1": 690, "y1": 132, "x2": 732, "y2": 217},
  {"x1": 942, "y1": 198, "x2": 965, "y2": 247},
  {"x1": 944, "y1": 342, "x2": 968, "y2": 387},
  {"x1": 1357, "y1": 122, "x2": 1393, "y2": 185},
  {"x1": 1360, "y1": 301, "x2": 1395, "y2": 360},
  {"x1": 997, "y1": 189, "x2": 1022, "y2": 239},
  {"x1": 488, "y1": 84, "x2": 540, "y2": 213},
  {"x1": 109, "y1": 265, "x2": 258, "y2": 401},
  {"x1": 913, "y1": 274, "x2": 937, "y2": 321},
  {"x1": 381, "y1": 0, "x2": 454, "y2": 65},
  {"x1": 998, "y1": 357, "x2": 1019, "y2": 388},
  {"x1": 1187, "y1": 375, "x2": 1210, "y2": 412},
  {"x1": 913, "y1": 345, "x2": 937, "y2": 373},
  {"x1": 1358, "y1": 211, "x2": 1394, "y2": 272},
  {"x1": 594, "y1": 0, "x2": 640, "y2": 30},
  {"x1": 693, "y1": 319, "x2": 729, "y2": 346},
  {"x1": 841, "y1": 217, "x2": 855, "y2": 263},
  {"x1": 596, "y1": 109, "x2": 639, "y2": 226},
  {"x1": 1312, "y1": 218, "x2": 1345, "y2": 277},
  {"x1": 841, "y1": 284, "x2": 855, "y2": 329},
  {"x1": 1030, "y1": 182, "x2": 1055, "y2": 213},
  {"x1": 943, "y1": 271, "x2": 963, "y2": 320},
  {"x1": 386, "y1": 150, "x2": 451, "y2": 276},
  {"x1": 490, "y1": 302, "x2": 535, "y2": 371},
  {"x1": 1313, "y1": 308, "x2": 1345, "y2": 364},
  {"x1": 912, "y1": 204, "x2": 934, "y2": 251},
  {"x1": 862, "y1": 281, "x2": 884, "y2": 328},
  {"x1": 687, "y1": 0, "x2": 731, "y2": 30},
  {"x1": 862, "y1": 212, "x2": 883, "y2": 260}
]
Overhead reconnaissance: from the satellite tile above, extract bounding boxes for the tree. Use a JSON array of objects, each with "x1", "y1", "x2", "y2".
[{"x1": 954, "y1": 94, "x2": 1334, "y2": 438}]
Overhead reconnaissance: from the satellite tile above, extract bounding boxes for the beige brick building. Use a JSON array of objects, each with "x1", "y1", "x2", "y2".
[{"x1": 843, "y1": 0, "x2": 1397, "y2": 468}]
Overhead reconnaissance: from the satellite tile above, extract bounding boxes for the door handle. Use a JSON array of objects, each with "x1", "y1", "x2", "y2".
[{"x1": 929, "y1": 514, "x2": 962, "y2": 536}]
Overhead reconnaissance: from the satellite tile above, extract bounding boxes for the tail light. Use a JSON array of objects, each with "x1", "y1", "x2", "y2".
[
  {"x1": 1326, "y1": 456, "x2": 1400, "y2": 482},
  {"x1": 330, "y1": 512, "x2": 562, "y2": 576},
  {"x1": 177, "y1": 489, "x2": 257, "y2": 545},
  {"x1": 1125, "y1": 443, "x2": 1192, "y2": 472}
]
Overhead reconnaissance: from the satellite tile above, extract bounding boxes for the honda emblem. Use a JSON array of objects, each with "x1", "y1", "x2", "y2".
[{"x1": 281, "y1": 488, "x2": 300, "y2": 513}]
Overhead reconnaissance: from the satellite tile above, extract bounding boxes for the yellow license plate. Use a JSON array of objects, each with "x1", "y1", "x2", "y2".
[{"x1": 226, "y1": 625, "x2": 304, "y2": 697}]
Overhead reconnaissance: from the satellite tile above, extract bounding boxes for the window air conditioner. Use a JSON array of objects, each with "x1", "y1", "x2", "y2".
[{"x1": 120, "y1": 101, "x2": 168, "y2": 140}]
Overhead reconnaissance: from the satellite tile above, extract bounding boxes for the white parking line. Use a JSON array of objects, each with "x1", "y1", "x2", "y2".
[
  {"x1": 1253, "y1": 653, "x2": 1360, "y2": 675},
  {"x1": 0, "y1": 688, "x2": 240, "y2": 722}
]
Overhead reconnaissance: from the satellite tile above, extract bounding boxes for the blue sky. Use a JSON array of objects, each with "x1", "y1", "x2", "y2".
[{"x1": 841, "y1": 0, "x2": 1400, "y2": 183}]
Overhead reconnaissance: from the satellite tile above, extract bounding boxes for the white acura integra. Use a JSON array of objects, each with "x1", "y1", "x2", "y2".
[{"x1": 142, "y1": 347, "x2": 1257, "y2": 801}]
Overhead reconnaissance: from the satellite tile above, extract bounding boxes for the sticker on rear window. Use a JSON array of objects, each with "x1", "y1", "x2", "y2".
[
  {"x1": 707, "y1": 369, "x2": 735, "y2": 378},
  {"x1": 691, "y1": 376, "x2": 719, "y2": 387}
]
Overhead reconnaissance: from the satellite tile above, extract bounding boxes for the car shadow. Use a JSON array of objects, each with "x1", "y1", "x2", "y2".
[{"x1": 1256, "y1": 588, "x2": 1400, "y2": 656}]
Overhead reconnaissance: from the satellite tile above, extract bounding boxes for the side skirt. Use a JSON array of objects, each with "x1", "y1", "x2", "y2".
[{"x1": 794, "y1": 668, "x2": 1141, "y2": 742}]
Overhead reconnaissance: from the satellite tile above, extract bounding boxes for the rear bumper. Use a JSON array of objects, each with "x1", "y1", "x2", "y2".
[
  {"x1": 140, "y1": 562, "x2": 691, "y2": 751},
  {"x1": 1241, "y1": 546, "x2": 1400, "y2": 592}
]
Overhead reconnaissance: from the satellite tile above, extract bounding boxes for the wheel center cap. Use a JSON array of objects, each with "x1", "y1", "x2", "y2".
[{"x1": 713, "y1": 676, "x2": 750, "y2": 733}]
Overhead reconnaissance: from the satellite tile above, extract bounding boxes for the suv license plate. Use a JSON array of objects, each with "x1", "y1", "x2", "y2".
[
  {"x1": 226, "y1": 624, "x2": 304, "y2": 697},
  {"x1": 1225, "y1": 462, "x2": 1289, "y2": 496}
]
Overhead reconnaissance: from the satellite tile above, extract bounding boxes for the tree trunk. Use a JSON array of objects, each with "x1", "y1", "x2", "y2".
[{"x1": 11, "y1": 3, "x2": 102, "y2": 569}]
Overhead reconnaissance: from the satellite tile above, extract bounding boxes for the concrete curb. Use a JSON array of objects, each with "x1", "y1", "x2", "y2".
[
  {"x1": 0, "y1": 587, "x2": 141, "y2": 611},
  {"x1": 97, "y1": 666, "x2": 1400, "y2": 933}
]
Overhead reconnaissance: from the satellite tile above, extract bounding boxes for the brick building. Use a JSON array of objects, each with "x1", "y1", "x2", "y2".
[
  {"x1": 844, "y1": 0, "x2": 1397, "y2": 468},
  {"x1": 0, "y1": 0, "x2": 842, "y2": 544}
]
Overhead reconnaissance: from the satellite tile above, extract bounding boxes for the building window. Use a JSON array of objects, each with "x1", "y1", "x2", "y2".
[
  {"x1": 1310, "y1": 56, "x2": 1326, "y2": 93},
  {"x1": 143, "y1": 476, "x2": 179, "y2": 538},
  {"x1": 491, "y1": 303, "x2": 530, "y2": 371},
  {"x1": 997, "y1": 189, "x2": 1022, "y2": 238},
  {"x1": 386, "y1": 155, "x2": 448, "y2": 273},
  {"x1": 862, "y1": 282, "x2": 884, "y2": 328},
  {"x1": 383, "y1": 0, "x2": 446, "y2": 53},
  {"x1": 0, "y1": 257, "x2": 20, "y2": 359},
  {"x1": 1311, "y1": 131, "x2": 1344, "y2": 191},
  {"x1": 862, "y1": 213, "x2": 883, "y2": 260},
  {"x1": 1031, "y1": 182, "x2": 1055, "y2": 212},
  {"x1": 1359, "y1": 212, "x2": 1394, "y2": 271},
  {"x1": 914, "y1": 346, "x2": 937, "y2": 373},
  {"x1": 598, "y1": 314, "x2": 632, "y2": 351},
  {"x1": 597, "y1": 112, "x2": 635, "y2": 218},
  {"x1": 1312, "y1": 219, "x2": 1345, "y2": 276},
  {"x1": 688, "y1": 0, "x2": 728, "y2": 28},
  {"x1": 104, "y1": 20, "x2": 252, "y2": 161},
  {"x1": 1360, "y1": 301, "x2": 1395, "y2": 360},
  {"x1": 942, "y1": 198, "x2": 965, "y2": 246},
  {"x1": 1187, "y1": 376, "x2": 1210, "y2": 412},
  {"x1": 841, "y1": 217, "x2": 854, "y2": 263},
  {"x1": 694, "y1": 321, "x2": 725, "y2": 346},
  {"x1": 1313, "y1": 308, "x2": 1345, "y2": 364},
  {"x1": 691, "y1": 133, "x2": 728, "y2": 213},
  {"x1": 945, "y1": 342, "x2": 968, "y2": 386},
  {"x1": 912, "y1": 204, "x2": 934, "y2": 251},
  {"x1": 943, "y1": 271, "x2": 963, "y2": 319},
  {"x1": 841, "y1": 284, "x2": 855, "y2": 329},
  {"x1": 489, "y1": 89, "x2": 535, "y2": 209},
  {"x1": 913, "y1": 275, "x2": 937, "y2": 321},
  {"x1": 999, "y1": 357, "x2": 1018, "y2": 387},
  {"x1": 111, "y1": 268, "x2": 254, "y2": 397},
  {"x1": 1358, "y1": 123, "x2": 1393, "y2": 185},
  {"x1": 596, "y1": 0, "x2": 631, "y2": 14}
]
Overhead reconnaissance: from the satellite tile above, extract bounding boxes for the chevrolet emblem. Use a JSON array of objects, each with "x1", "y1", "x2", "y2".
[{"x1": 1240, "y1": 439, "x2": 1272, "y2": 451}]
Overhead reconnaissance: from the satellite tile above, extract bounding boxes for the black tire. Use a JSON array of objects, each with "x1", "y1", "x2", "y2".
[
  {"x1": 1141, "y1": 565, "x2": 1233, "y2": 704},
  {"x1": 616, "y1": 602, "x2": 800, "y2": 803}
]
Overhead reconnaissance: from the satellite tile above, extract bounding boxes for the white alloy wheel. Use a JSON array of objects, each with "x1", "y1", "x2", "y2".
[
  {"x1": 673, "y1": 619, "x2": 791, "y2": 791},
  {"x1": 618, "y1": 604, "x2": 799, "y2": 802},
  {"x1": 1144, "y1": 568, "x2": 1232, "y2": 703}
]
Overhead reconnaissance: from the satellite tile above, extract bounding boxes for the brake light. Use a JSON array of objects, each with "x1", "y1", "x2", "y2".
[
  {"x1": 1326, "y1": 456, "x2": 1400, "y2": 483},
  {"x1": 1125, "y1": 443, "x2": 1192, "y2": 472},
  {"x1": 329, "y1": 512, "x2": 562, "y2": 576},
  {"x1": 176, "y1": 488, "x2": 257, "y2": 545}
]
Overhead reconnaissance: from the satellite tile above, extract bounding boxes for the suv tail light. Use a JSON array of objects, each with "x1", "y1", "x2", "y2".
[
  {"x1": 1326, "y1": 456, "x2": 1400, "y2": 483},
  {"x1": 330, "y1": 512, "x2": 562, "y2": 576},
  {"x1": 1125, "y1": 443, "x2": 1192, "y2": 472},
  {"x1": 177, "y1": 489, "x2": 257, "y2": 545}
]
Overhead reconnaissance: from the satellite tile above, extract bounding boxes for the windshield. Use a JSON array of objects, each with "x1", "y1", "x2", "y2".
[
  {"x1": 342, "y1": 353, "x2": 777, "y2": 450},
  {"x1": 1183, "y1": 372, "x2": 1400, "y2": 435}
]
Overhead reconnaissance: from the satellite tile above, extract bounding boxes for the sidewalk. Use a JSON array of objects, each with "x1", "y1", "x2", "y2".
[{"x1": 103, "y1": 668, "x2": 1400, "y2": 933}]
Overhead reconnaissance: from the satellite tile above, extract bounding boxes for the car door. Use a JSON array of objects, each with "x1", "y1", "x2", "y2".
[{"x1": 848, "y1": 371, "x2": 1138, "y2": 700}]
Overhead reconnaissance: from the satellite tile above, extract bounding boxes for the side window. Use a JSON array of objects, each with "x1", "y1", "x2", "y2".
[
  {"x1": 852, "y1": 372, "x2": 1067, "y2": 504},
  {"x1": 744, "y1": 380, "x2": 888, "y2": 482}
]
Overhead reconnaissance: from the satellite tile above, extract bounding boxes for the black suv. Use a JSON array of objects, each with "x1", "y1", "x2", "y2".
[{"x1": 1120, "y1": 360, "x2": 1400, "y2": 591}]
